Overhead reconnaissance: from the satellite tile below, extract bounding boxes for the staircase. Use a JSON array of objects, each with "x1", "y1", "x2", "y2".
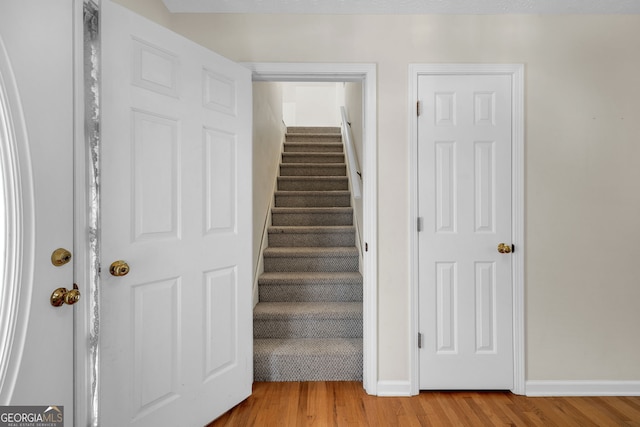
[{"x1": 254, "y1": 126, "x2": 363, "y2": 382}]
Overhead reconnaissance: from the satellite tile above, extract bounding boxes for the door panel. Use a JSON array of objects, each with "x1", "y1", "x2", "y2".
[
  {"x1": 0, "y1": 0, "x2": 74, "y2": 419},
  {"x1": 101, "y1": 1, "x2": 252, "y2": 425},
  {"x1": 418, "y1": 74, "x2": 513, "y2": 390}
]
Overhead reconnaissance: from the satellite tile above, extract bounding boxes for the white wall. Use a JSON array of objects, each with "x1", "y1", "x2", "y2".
[
  {"x1": 343, "y1": 82, "x2": 364, "y2": 252},
  {"x1": 282, "y1": 82, "x2": 342, "y2": 127},
  {"x1": 252, "y1": 82, "x2": 285, "y2": 295},
  {"x1": 113, "y1": 2, "x2": 640, "y2": 385},
  {"x1": 112, "y1": 0, "x2": 172, "y2": 26}
]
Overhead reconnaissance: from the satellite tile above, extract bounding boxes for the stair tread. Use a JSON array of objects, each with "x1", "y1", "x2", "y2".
[
  {"x1": 272, "y1": 207, "x2": 353, "y2": 212},
  {"x1": 286, "y1": 132, "x2": 341, "y2": 136},
  {"x1": 264, "y1": 246, "x2": 359, "y2": 257},
  {"x1": 275, "y1": 190, "x2": 351, "y2": 195},
  {"x1": 254, "y1": 338, "x2": 362, "y2": 356},
  {"x1": 268, "y1": 225, "x2": 355, "y2": 233},
  {"x1": 284, "y1": 140, "x2": 343, "y2": 145},
  {"x1": 279, "y1": 163, "x2": 347, "y2": 176},
  {"x1": 271, "y1": 207, "x2": 354, "y2": 226},
  {"x1": 258, "y1": 272, "x2": 363, "y2": 302},
  {"x1": 277, "y1": 176, "x2": 349, "y2": 191},
  {"x1": 278, "y1": 176, "x2": 347, "y2": 180},
  {"x1": 260, "y1": 270, "x2": 360, "y2": 276},
  {"x1": 283, "y1": 152, "x2": 344, "y2": 155},
  {"x1": 255, "y1": 301, "x2": 362, "y2": 318},
  {"x1": 285, "y1": 135, "x2": 342, "y2": 139},
  {"x1": 281, "y1": 162, "x2": 346, "y2": 166},
  {"x1": 287, "y1": 126, "x2": 340, "y2": 131},
  {"x1": 259, "y1": 272, "x2": 362, "y2": 283},
  {"x1": 284, "y1": 142, "x2": 343, "y2": 146},
  {"x1": 285, "y1": 136, "x2": 341, "y2": 140},
  {"x1": 258, "y1": 271, "x2": 362, "y2": 286},
  {"x1": 282, "y1": 158, "x2": 345, "y2": 165}
]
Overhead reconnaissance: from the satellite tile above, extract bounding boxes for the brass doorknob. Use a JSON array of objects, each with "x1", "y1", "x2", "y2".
[
  {"x1": 51, "y1": 248, "x2": 72, "y2": 266},
  {"x1": 51, "y1": 284, "x2": 81, "y2": 307},
  {"x1": 497, "y1": 243, "x2": 513, "y2": 254},
  {"x1": 109, "y1": 260, "x2": 130, "y2": 277}
]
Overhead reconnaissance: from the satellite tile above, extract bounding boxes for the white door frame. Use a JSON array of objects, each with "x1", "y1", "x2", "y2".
[
  {"x1": 72, "y1": 0, "x2": 92, "y2": 425},
  {"x1": 408, "y1": 64, "x2": 525, "y2": 395},
  {"x1": 243, "y1": 62, "x2": 378, "y2": 395},
  {"x1": 74, "y1": 1, "x2": 99, "y2": 425}
]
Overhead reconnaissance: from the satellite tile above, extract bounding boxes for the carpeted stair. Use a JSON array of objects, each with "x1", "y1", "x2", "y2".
[{"x1": 254, "y1": 126, "x2": 363, "y2": 382}]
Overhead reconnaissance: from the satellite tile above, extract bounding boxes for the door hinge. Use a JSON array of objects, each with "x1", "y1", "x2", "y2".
[
  {"x1": 417, "y1": 217, "x2": 423, "y2": 232},
  {"x1": 417, "y1": 100, "x2": 421, "y2": 117},
  {"x1": 418, "y1": 333, "x2": 423, "y2": 349},
  {"x1": 365, "y1": 242, "x2": 368, "y2": 252}
]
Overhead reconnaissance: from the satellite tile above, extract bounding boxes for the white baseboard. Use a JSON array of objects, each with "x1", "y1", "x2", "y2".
[
  {"x1": 376, "y1": 380, "x2": 413, "y2": 397},
  {"x1": 526, "y1": 380, "x2": 640, "y2": 396}
]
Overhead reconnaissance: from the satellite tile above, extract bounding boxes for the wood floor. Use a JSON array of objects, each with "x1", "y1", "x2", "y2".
[{"x1": 208, "y1": 381, "x2": 640, "y2": 426}]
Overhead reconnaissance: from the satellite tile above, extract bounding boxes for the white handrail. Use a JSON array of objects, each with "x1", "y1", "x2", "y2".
[{"x1": 340, "y1": 106, "x2": 362, "y2": 199}]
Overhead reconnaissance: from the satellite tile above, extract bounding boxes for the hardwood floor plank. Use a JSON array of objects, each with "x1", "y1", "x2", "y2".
[
  {"x1": 207, "y1": 382, "x2": 640, "y2": 426},
  {"x1": 463, "y1": 394, "x2": 504, "y2": 426},
  {"x1": 612, "y1": 397, "x2": 640, "y2": 424},
  {"x1": 419, "y1": 393, "x2": 446, "y2": 425},
  {"x1": 549, "y1": 397, "x2": 600, "y2": 427},
  {"x1": 435, "y1": 392, "x2": 474, "y2": 425},
  {"x1": 596, "y1": 396, "x2": 640, "y2": 426},
  {"x1": 497, "y1": 398, "x2": 537, "y2": 426},
  {"x1": 360, "y1": 390, "x2": 385, "y2": 426},
  {"x1": 524, "y1": 398, "x2": 583, "y2": 427},
  {"x1": 338, "y1": 382, "x2": 369, "y2": 426},
  {"x1": 573, "y1": 397, "x2": 629, "y2": 426},
  {"x1": 476, "y1": 392, "x2": 526, "y2": 426}
]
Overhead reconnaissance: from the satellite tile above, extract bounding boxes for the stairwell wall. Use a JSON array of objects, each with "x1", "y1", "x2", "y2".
[
  {"x1": 110, "y1": 1, "x2": 640, "y2": 388},
  {"x1": 252, "y1": 82, "x2": 285, "y2": 304},
  {"x1": 344, "y1": 82, "x2": 364, "y2": 259},
  {"x1": 112, "y1": 0, "x2": 172, "y2": 27},
  {"x1": 282, "y1": 82, "x2": 343, "y2": 127}
]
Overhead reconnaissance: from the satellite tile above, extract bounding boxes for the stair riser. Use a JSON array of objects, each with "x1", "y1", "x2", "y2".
[
  {"x1": 280, "y1": 164, "x2": 346, "y2": 177},
  {"x1": 259, "y1": 284, "x2": 362, "y2": 302},
  {"x1": 284, "y1": 143, "x2": 343, "y2": 153},
  {"x1": 254, "y1": 318, "x2": 362, "y2": 339},
  {"x1": 271, "y1": 211, "x2": 353, "y2": 226},
  {"x1": 282, "y1": 153, "x2": 345, "y2": 164},
  {"x1": 264, "y1": 256, "x2": 359, "y2": 272},
  {"x1": 278, "y1": 179, "x2": 348, "y2": 191},
  {"x1": 254, "y1": 352, "x2": 362, "y2": 382},
  {"x1": 268, "y1": 231, "x2": 355, "y2": 247},
  {"x1": 285, "y1": 134, "x2": 342, "y2": 143},
  {"x1": 275, "y1": 193, "x2": 351, "y2": 208}
]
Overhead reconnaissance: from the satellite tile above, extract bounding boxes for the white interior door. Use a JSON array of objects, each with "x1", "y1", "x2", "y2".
[
  {"x1": 418, "y1": 74, "x2": 513, "y2": 390},
  {"x1": 0, "y1": 0, "x2": 74, "y2": 421},
  {"x1": 100, "y1": 1, "x2": 252, "y2": 425}
]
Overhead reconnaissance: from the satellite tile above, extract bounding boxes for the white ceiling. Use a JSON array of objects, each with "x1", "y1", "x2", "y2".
[{"x1": 161, "y1": 0, "x2": 640, "y2": 15}]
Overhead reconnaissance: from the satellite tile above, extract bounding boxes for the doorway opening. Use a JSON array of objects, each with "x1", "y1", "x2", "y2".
[{"x1": 246, "y1": 63, "x2": 378, "y2": 395}]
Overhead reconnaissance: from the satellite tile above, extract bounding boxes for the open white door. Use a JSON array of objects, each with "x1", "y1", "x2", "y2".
[
  {"x1": 100, "y1": 1, "x2": 252, "y2": 425},
  {"x1": 0, "y1": 0, "x2": 75, "y2": 422},
  {"x1": 418, "y1": 73, "x2": 514, "y2": 390}
]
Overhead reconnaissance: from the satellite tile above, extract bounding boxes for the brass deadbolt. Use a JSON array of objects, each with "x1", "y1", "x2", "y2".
[{"x1": 51, "y1": 248, "x2": 72, "y2": 266}]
